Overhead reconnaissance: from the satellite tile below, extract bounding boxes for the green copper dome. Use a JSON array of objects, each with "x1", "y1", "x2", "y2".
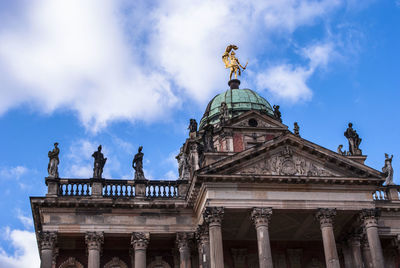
[{"x1": 199, "y1": 88, "x2": 274, "y2": 129}]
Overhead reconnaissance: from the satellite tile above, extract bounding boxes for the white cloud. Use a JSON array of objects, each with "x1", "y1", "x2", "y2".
[
  {"x1": 0, "y1": 0, "x2": 354, "y2": 130},
  {"x1": 0, "y1": 166, "x2": 28, "y2": 180},
  {"x1": 256, "y1": 42, "x2": 335, "y2": 102},
  {"x1": 16, "y1": 210, "x2": 33, "y2": 230},
  {"x1": 0, "y1": 228, "x2": 40, "y2": 268}
]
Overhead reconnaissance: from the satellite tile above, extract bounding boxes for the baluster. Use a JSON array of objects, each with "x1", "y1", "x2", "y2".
[
  {"x1": 122, "y1": 185, "x2": 126, "y2": 196},
  {"x1": 86, "y1": 183, "x2": 90, "y2": 196}
]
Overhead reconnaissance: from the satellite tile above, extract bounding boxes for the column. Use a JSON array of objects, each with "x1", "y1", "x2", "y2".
[
  {"x1": 315, "y1": 208, "x2": 340, "y2": 268},
  {"x1": 360, "y1": 208, "x2": 384, "y2": 268},
  {"x1": 204, "y1": 207, "x2": 224, "y2": 268},
  {"x1": 131, "y1": 232, "x2": 149, "y2": 268},
  {"x1": 39, "y1": 231, "x2": 57, "y2": 268},
  {"x1": 361, "y1": 237, "x2": 373, "y2": 268},
  {"x1": 231, "y1": 248, "x2": 247, "y2": 268},
  {"x1": 349, "y1": 234, "x2": 362, "y2": 268},
  {"x1": 177, "y1": 232, "x2": 192, "y2": 268},
  {"x1": 251, "y1": 207, "x2": 273, "y2": 268},
  {"x1": 340, "y1": 242, "x2": 353, "y2": 268},
  {"x1": 196, "y1": 224, "x2": 210, "y2": 268},
  {"x1": 85, "y1": 232, "x2": 104, "y2": 268}
]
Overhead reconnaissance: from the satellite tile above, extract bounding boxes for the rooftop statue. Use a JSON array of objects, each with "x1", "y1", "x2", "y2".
[
  {"x1": 222, "y1": 45, "x2": 248, "y2": 80},
  {"x1": 294, "y1": 122, "x2": 300, "y2": 137},
  {"x1": 47, "y1": 142, "x2": 59, "y2": 178},
  {"x1": 344, "y1": 123, "x2": 362, "y2": 156},
  {"x1": 337, "y1": 144, "x2": 346, "y2": 156},
  {"x1": 188, "y1": 119, "x2": 198, "y2": 139},
  {"x1": 133, "y1": 146, "x2": 146, "y2": 180},
  {"x1": 92, "y1": 145, "x2": 107, "y2": 179},
  {"x1": 273, "y1": 105, "x2": 282, "y2": 122},
  {"x1": 176, "y1": 147, "x2": 190, "y2": 180},
  {"x1": 382, "y1": 153, "x2": 394, "y2": 185}
]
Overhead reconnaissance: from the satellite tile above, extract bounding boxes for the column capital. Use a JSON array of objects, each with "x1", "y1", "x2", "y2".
[
  {"x1": 196, "y1": 224, "x2": 209, "y2": 245},
  {"x1": 251, "y1": 207, "x2": 272, "y2": 227},
  {"x1": 315, "y1": 208, "x2": 336, "y2": 228},
  {"x1": 360, "y1": 208, "x2": 380, "y2": 228},
  {"x1": 39, "y1": 231, "x2": 57, "y2": 250},
  {"x1": 85, "y1": 232, "x2": 104, "y2": 251},
  {"x1": 204, "y1": 207, "x2": 224, "y2": 227},
  {"x1": 131, "y1": 232, "x2": 150, "y2": 250},
  {"x1": 176, "y1": 232, "x2": 193, "y2": 250}
]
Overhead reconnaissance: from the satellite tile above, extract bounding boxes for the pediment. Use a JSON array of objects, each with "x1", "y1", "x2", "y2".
[
  {"x1": 200, "y1": 133, "x2": 382, "y2": 179},
  {"x1": 234, "y1": 146, "x2": 341, "y2": 177},
  {"x1": 229, "y1": 110, "x2": 287, "y2": 129}
]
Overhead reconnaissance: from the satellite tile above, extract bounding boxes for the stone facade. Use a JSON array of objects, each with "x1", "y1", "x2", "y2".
[{"x1": 31, "y1": 91, "x2": 400, "y2": 268}]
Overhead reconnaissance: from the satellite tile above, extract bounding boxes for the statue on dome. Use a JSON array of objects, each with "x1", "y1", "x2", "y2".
[
  {"x1": 273, "y1": 105, "x2": 282, "y2": 122},
  {"x1": 133, "y1": 146, "x2": 146, "y2": 180},
  {"x1": 382, "y1": 153, "x2": 394, "y2": 185},
  {"x1": 222, "y1": 44, "x2": 248, "y2": 80},
  {"x1": 92, "y1": 145, "x2": 107, "y2": 179},
  {"x1": 188, "y1": 119, "x2": 198, "y2": 139},
  {"x1": 47, "y1": 142, "x2": 60, "y2": 178},
  {"x1": 219, "y1": 102, "x2": 229, "y2": 126},
  {"x1": 344, "y1": 123, "x2": 362, "y2": 155}
]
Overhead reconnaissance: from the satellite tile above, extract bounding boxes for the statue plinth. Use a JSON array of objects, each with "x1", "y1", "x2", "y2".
[{"x1": 228, "y1": 79, "x2": 240, "y2": 89}]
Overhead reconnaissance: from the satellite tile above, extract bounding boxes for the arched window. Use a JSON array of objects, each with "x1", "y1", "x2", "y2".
[
  {"x1": 58, "y1": 257, "x2": 84, "y2": 268},
  {"x1": 104, "y1": 257, "x2": 128, "y2": 268}
]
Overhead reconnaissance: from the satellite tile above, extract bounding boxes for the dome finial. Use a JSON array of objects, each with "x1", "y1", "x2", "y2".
[{"x1": 222, "y1": 45, "x2": 248, "y2": 81}]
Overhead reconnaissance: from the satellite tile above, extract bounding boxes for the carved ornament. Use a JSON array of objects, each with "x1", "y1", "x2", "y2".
[
  {"x1": 39, "y1": 231, "x2": 57, "y2": 251},
  {"x1": 204, "y1": 207, "x2": 224, "y2": 227},
  {"x1": 85, "y1": 232, "x2": 104, "y2": 251},
  {"x1": 251, "y1": 207, "x2": 273, "y2": 227},
  {"x1": 315, "y1": 208, "x2": 337, "y2": 228},
  {"x1": 131, "y1": 232, "x2": 149, "y2": 250}
]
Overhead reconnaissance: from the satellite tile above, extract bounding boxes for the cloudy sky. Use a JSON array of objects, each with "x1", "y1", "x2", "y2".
[{"x1": 0, "y1": 0, "x2": 399, "y2": 266}]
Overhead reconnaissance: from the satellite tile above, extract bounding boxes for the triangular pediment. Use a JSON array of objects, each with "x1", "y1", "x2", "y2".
[
  {"x1": 199, "y1": 133, "x2": 382, "y2": 180},
  {"x1": 229, "y1": 110, "x2": 287, "y2": 129}
]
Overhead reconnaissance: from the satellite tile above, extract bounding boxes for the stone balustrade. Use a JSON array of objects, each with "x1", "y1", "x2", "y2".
[
  {"x1": 373, "y1": 185, "x2": 400, "y2": 201},
  {"x1": 45, "y1": 177, "x2": 187, "y2": 198}
]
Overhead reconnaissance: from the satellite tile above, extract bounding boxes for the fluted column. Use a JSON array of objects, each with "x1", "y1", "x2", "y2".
[
  {"x1": 85, "y1": 232, "x2": 104, "y2": 268},
  {"x1": 131, "y1": 232, "x2": 149, "y2": 268},
  {"x1": 251, "y1": 207, "x2": 273, "y2": 268},
  {"x1": 196, "y1": 224, "x2": 210, "y2": 268},
  {"x1": 39, "y1": 231, "x2": 57, "y2": 268},
  {"x1": 177, "y1": 232, "x2": 192, "y2": 268},
  {"x1": 360, "y1": 209, "x2": 384, "y2": 268},
  {"x1": 349, "y1": 234, "x2": 362, "y2": 268},
  {"x1": 361, "y1": 237, "x2": 373, "y2": 268},
  {"x1": 315, "y1": 208, "x2": 340, "y2": 268},
  {"x1": 204, "y1": 207, "x2": 224, "y2": 268}
]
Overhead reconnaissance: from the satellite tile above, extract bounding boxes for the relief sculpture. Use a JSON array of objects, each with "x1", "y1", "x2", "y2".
[{"x1": 237, "y1": 149, "x2": 338, "y2": 176}]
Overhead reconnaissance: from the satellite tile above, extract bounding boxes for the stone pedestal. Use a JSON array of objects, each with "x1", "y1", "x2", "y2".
[
  {"x1": 85, "y1": 232, "x2": 104, "y2": 268},
  {"x1": 361, "y1": 209, "x2": 384, "y2": 268},
  {"x1": 196, "y1": 224, "x2": 210, "y2": 268},
  {"x1": 204, "y1": 207, "x2": 224, "y2": 268},
  {"x1": 39, "y1": 231, "x2": 57, "y2": 268},
  {"x1": 45, "y1": 178, "x2": 59, "y2": 197},
  {"x1": 349, "y1": 234, "x2": 362, "y2": 268},
  {"x1": 315, "y1": 208, "x2": 340, "y2": 268},
  {"x1": 386, "y1": 186, "x2": 400, "y2": 201},
  {"x1": 177, "y1": 232, "x2": 192, "y2": 268},
  {"x1": 135, "y1": 180, "x2": 147, "y2": 197},
  {"x1": 91, "y1": 178, "x2": 103, "y2": 197},
  {"x1": 251, "y1": 207, "x2": 273, "y2": 268},
  {"x1": 131, "y1": 232, "x2": 149, "y2": 268}
]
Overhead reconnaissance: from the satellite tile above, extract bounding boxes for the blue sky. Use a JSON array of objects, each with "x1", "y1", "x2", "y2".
[{"x1": 0, "y1": 0, "x2": 399, "y2": 266}]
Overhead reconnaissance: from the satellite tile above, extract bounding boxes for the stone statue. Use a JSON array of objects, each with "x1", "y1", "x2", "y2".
[
  {"x1": 222, "y1": 45, "x2": 248, "y2": 80},
  {"x1": 188, "y1": 119, "x2": 197, "y2": 139},
  {"x1": 47, "y1": 142, "x2": 60, "y2": 178},
  {"x1": 176, "y1": 147, "x2": 190, "y2": 180},
  {"x1": 382, "y1": 153, "x2": 394, "y2": 185},
  {"x1": 202, "y1": 124, "x2": 214, "y2": 152},
  {"x1": 92, "y1": 145, "x2": 107, "y2": 178},
  {"x1": 219, "y1": 102, "x2": 229, "y2": 126},
  {"x1": 337, "y1": 144, "x2": 346, "y2": 156},
  {"x1": 344, "y1": 123, "x2": 362, "y2": 155},
  {"x1": 273, "y1": 105, "x2": 282, "y2": 122},
  {"x1": 293, "y1": 122, "x2": 300, "y2": 137},
  {"x1": 132, "y1": 146, "x2": 145, "y2": 180}
]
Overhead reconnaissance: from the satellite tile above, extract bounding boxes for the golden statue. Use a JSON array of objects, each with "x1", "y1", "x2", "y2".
[{"x1": 222, "y1": 44, "x2": 248, "y2": 80}]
